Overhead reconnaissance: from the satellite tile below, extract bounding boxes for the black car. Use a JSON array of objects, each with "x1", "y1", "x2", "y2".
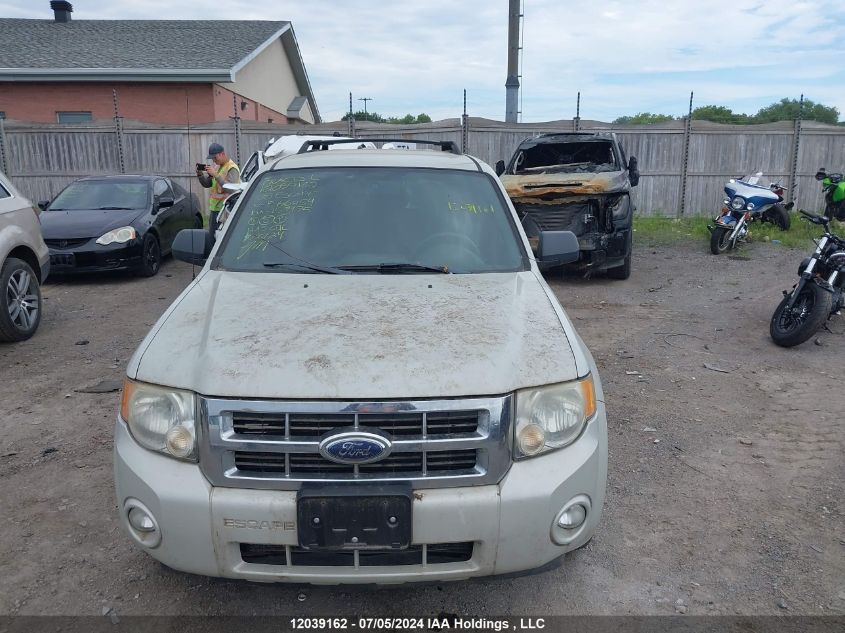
[
  {"x1": 497, "y1": 132, "x2": 639, "y2": 279},
  {"x1": 39, "y1": 176, "x2": 202, "y2": 276}
]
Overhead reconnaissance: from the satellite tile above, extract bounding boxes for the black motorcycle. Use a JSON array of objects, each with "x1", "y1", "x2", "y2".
[{"x1": 770, "y1": 210, "x2": 845, "y2": 347}]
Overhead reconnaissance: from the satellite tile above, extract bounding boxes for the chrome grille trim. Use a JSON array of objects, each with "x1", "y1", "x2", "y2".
[{"x1": 199, "y1": 396, "x2": 513, "y2": 490}]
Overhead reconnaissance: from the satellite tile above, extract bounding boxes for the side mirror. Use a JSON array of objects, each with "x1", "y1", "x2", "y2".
[
  {"x1": 627, "y1": 156, "x2": 640, "y2": 187},
  {"x1": 815, "y1": 168, "x2": 826, "y2": 181},
  {"x1": 157, "y1": 196, "x2": 175, "y2": 211},
  {"x1": 172, "y1": 229, "x2": 213, "y2": 266},
  {"x1": 495, "y1": 160, "x2": 506, "y2": 176},
  {"x1": 37, "y1": 200, "x2": 50, "y2": 211},
  {"x1": 538, "y1": 230, "x2": 580, "y2": 266}
]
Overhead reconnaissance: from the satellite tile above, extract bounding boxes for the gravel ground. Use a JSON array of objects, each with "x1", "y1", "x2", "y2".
[{"x1": 0, "y1": 239, "x2": 842, "y2": 617}]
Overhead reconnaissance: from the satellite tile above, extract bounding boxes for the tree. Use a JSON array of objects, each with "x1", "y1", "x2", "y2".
[
  {"x1": 341, "y1": 112, "x2": 433, "y2": 124},
  {"x1": 754, "y1": 98, "x2": 839, "y2": 125},
  {"x1": 612, "y1": 112, "x2": 675, "y2": 125},
  {"x1": 341, "y1": 110, "x2": 385, "y2": 123},
  {"x1": 691, "y1": 105, "x2": 752, "y2": 124}
]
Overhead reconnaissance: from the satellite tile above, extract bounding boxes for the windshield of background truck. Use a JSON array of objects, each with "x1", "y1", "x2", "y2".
[
  {"x1": 217, "y1": 167, "x2": 527, "y2": 273},
  {"x1": 514, "y1": 140, "x2": 618, "y2": 175}
]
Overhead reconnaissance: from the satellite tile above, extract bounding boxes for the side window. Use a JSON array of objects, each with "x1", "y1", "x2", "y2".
[
  {"x1": 0, "y1": 182, "x2": 10, "y2": 199},
  {"x1": 153, "y1": 179, "x2": 171, "y2": 198}
]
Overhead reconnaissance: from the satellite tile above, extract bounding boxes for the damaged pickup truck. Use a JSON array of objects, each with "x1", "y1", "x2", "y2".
[{"x1": 497, "y1": 132, "x2": 639, "y2": 279}]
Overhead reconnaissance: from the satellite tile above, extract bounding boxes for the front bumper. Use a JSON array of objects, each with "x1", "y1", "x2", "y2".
[
  {"x1": 48, "y1": 240, "x2": 143, "y2": 274},
  {"x1": 113, "y1": 403, "x2": 607, "y2": 584}
]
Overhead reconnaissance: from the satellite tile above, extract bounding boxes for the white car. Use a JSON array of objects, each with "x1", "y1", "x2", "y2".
[
  {"x1": 0, "y1": 171, "x2": 49, "y2": 342},
  {"x1": 240, "y1": 135, "x2": 376, "y2": 182},
  {"x1": 114, "y1": 140, "x2": 608, "y2": 583}
]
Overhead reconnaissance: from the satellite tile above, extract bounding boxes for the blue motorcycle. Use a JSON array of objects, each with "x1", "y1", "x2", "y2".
[{"x1": 708, "y1": 173, "x2": 792, "y2": 254}]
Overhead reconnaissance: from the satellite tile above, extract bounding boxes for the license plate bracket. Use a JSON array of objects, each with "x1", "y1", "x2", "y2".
[
  {"x1": 297, "y1": 484, "x2": 412, "y2": 550},
  {"x1": 49, "y1": 251, "x2": 75, "y2": 267}
]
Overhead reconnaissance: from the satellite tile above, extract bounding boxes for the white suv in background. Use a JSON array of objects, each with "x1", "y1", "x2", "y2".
[{"x1": 0, "y1": 171, "x2": 49, "y2": 342}]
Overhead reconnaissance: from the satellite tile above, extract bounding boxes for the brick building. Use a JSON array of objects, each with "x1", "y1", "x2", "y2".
[{"x1": 0, "y1": 2, "x2": 321, "y2": 125}]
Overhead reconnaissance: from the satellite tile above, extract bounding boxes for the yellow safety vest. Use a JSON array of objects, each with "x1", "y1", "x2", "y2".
[{"x1": 208, "y1": 159, "x2": 240, "y2": 212}]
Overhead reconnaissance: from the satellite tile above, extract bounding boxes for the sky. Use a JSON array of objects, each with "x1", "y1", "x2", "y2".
[{"x1": 3, "y1": 0, "x2": 845, "y2": 123}]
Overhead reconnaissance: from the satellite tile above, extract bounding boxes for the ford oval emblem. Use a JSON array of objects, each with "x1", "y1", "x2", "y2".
[{"x1": 319, "y1": 431, "x2": 392, "y2": 465}]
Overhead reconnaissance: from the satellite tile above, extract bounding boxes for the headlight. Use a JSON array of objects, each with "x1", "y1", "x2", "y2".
[
  {"x1": 731, "y1": 197, "x2": 745, "y2": 210},
  {"x1": 515, "y1": 375, "x2": 597, "y2": 459},
  {"x1": 746, "y1": 202, "x2": 755, "y2": 210},
  {"x1": 608, "y1": 195, "x2": 630, "y2": 220},
  {"x1": 120, "y1": 379, "x2": 197, "y2": 461},
  {"x1": 96, "y1": 226, "x2": 137, "y2": 245}
]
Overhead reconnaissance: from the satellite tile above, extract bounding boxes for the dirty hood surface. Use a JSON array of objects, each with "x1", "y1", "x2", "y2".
[
  {"x1": 501, "y1": 171, "x2": 627, "y2": 199},
  {"x1": 131, "y1": 270, "x2": 578, "y2": 400}
]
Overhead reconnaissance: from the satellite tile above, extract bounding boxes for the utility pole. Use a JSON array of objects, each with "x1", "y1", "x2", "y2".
[{"x1": 358, "y1": 97, "x2": 373, "y2": 121}]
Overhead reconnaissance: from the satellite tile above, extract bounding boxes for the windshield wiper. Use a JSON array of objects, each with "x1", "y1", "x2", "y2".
[
  {"x1": 263, "y1": 261, "x2": 350, "y2": 274},
  {"x1": 95, "y1": 206, "x2": 136, "y2": 210},
  {"x1": 337, "y1": 263, "x2": 451, "y2": 274}
]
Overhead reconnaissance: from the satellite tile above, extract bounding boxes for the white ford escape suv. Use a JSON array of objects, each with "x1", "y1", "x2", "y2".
[{"x1": 114, "y1": 139, "x2": 608, "y2": 583}]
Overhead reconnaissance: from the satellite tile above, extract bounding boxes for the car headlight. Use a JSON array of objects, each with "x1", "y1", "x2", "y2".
[
  {"x1": 730, "y1": 197, "x2": 745, "y2": 210},
  {"x1": 120, "y1": 379, "x2": 197, "y2": 461},
  {"x1": 515, "y1": 375, "x2": 597, "y2": 459},
  {"x1": 608, "y1": 195, "x2": 630, "y2": 220},
  {"x1": 96, "y1": 226, "x2": 137, "y2": 245}
]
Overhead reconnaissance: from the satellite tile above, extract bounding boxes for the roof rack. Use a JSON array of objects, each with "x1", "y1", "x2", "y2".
[{"x1": 297, "y1": 138, "x2": 462, "y2": 155}]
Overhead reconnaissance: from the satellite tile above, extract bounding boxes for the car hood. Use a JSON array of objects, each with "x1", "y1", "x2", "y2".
[
  {"x1": 40, "y1": 208, "x2": 145, "y2": 240},
  {"x1": 130, "y1": 270, "x2": 580, "y2": 400},
  {"x1": 501, "y1": 171, "x2": 628, "y2": 199}
]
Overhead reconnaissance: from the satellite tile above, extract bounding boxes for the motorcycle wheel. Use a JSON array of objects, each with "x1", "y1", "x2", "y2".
[
  {"x1": 710, "y1": 227, "x2": 732, "y2": 254},
  {"x1": 769, "y1": 282, "x2": 833, "y2": 347},
  {"x1": 763, "y1": 204, "x2": 791, "y2": 230}
]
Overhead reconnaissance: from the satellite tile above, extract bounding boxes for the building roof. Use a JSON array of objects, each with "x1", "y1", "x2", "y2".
[{"x1": 0, "y1": 18, "x2": 321, "y2": 122}]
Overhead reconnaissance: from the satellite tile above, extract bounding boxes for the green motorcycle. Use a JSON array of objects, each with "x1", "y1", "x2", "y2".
[{"x1": 815, "y1": 168, "x2": 845, "y2": 219}]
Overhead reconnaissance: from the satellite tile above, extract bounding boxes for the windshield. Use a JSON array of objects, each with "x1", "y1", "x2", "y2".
[
  {"x1": 514, "y1": 140, "x2": 618, "y2": 175},
  {"x1": 217, "y1": 167, "x2": 527, "y2": 274},
  {"x1": 49, "y1": 181, "x2": 149, "y2": 210}
]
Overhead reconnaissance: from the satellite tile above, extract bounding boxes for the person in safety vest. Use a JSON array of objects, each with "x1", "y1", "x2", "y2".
[{"x1": 196, "y1": 142, "x2": 240, "y2": 230}]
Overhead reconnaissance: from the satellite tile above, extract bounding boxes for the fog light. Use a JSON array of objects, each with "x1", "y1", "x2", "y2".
[
  {"x1": 128, "y1": 506, "x2": 156, "y2": 532},
  {"x1": 123, "y1": 499, "x2": 161, "y2": 548},
  {"x1": 165, "y1": 425, "x2": 193, "y2": 458},
  {"x1": 551, "y1": 495, "x2": 592, "y2": 546},
  {"x1": 557, "y1": 503, "x2": 587, "y2": 529},
  {"x1": 518, "y1": 424, "x2": 545, "y2": 455}
]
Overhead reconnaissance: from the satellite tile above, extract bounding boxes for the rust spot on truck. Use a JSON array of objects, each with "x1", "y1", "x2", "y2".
[
  {"x1": 503, "y1": 173, "x2": 618, "y2": 201},
  {"x1": 413, "y1": 492, "x2": 424, "y2": 501}
]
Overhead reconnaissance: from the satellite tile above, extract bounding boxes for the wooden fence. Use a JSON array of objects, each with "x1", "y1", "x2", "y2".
[{"x1": 1, "y1": 115, "x2": 842, "y2": 217}]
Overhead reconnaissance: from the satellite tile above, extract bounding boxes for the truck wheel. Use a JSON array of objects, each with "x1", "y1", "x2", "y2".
[
  {"x1": 0, "y1": 257, "x2": 42, "y2": 342},
  {"x1": 607, "y1": 232, "x2": 632, "y2": 280},
  {"x1": 606, "y1": 253, "x2": 631, "y2": 280}
]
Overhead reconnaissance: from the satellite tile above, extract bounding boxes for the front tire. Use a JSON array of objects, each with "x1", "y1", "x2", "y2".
[
  {"x1": 764, "y1": 204, "x2": 791, "y2": 230},
  {"x1": 0, "y1": 257, "x2": 42, "y2": 342},
  {"x1": 710, "y1": 227, "x2": 732, "y2": 254},
  {"x1": 770, "y1": 282, "x2": 833, "y2": 347},
  {"x1": 137, "y1": 233, "x2": 161, "y2": 277}
]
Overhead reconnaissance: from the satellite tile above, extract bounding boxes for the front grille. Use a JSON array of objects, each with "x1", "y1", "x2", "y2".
[
  {"x1": 240, "y1": 542, "x2": 474, "y2": 567},
  {"x1": 232, "y1": 411, "x2": 479, "y2": 438},
  {"x1": 45, "y1": 238, "x2": 89, "y2": 249},
  {"x1": 516, "y1": 201, "x2": 595, "y2": 235},
  {"x1": 200, "y1": 396, "x2": 512, "y2": 490},
  {"x1": 234, "y1": 449, "x2": 477, "y2": 476}
]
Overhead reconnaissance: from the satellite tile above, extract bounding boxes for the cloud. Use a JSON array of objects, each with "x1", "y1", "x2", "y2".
[{"x1": 4, "y1": 0, "x2": 844, "y2": 121}]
